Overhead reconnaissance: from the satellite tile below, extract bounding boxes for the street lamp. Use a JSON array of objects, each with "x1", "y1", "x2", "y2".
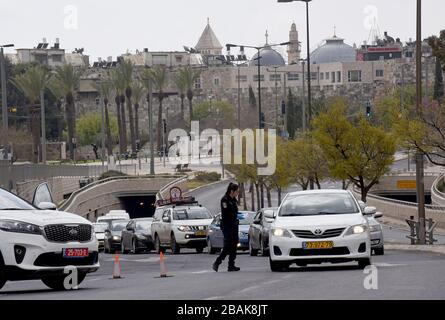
[
  {"x1": 226, "y1": 41, "x2": 290, "y2": 129},
  {"x1": 1, "y1": 44, "x2": 14, "y2": 146},
  {"x1": 277, "y1": 0, "x2": 313, "y2": 127},
  {"x1": 96, "y1": 97, "x2": 105, "y2": 167}
]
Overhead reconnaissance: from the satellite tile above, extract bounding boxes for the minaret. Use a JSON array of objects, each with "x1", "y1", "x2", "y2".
[{"x1": 287, "y1": 23, "x2": 301, "y2": 64}]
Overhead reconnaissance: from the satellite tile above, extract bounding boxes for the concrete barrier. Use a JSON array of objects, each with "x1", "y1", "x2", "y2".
[{"x1": 432, "y1": 174, "x2": 445, "y2": 206}]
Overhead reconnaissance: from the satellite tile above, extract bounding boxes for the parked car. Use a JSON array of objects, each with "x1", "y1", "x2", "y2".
[
  {"x1": 0, "y1": 188, "x2": 99, "y2": 291},
  {"x1": 248, "y1": 207, "x2": 278, "y2": 256},
  {"x1": 104, "y1": 220, "x2": 130, "y2": 254},
  {"x1": 269, "y1": 190, "x2": 372, "y2": 272},
  {"x1": 207, "y1": 211, "x2": 256, "y2": 254},
  {"x1": 93, "y1": 222, "x2": 108, "y2": 251},
  {"x1": 121, "y1": 218, "x2": 154, "y2": 254},
  {"x1": 97, "y1": 210, "x2": 130, "y2": 226},
  {"x1": 151, "y1": 197, "x2": 213, "y2": 254}
]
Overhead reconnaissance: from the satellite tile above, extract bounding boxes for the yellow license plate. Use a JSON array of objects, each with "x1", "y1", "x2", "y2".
[
  {"x1": 195, "y1": 231, "x2": 207, "y2": 236},
  {"x1": 303, "y1": 241, "x2": 334, "y2": 249}
]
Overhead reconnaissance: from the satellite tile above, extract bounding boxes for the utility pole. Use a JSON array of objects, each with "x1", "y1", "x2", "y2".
[
  {"x1": 1, "y1": 45, "x2": 13, "y2": 147},
  {"x1": 237, "y1": 65, "x2": 241, "y2": 129},
  {"x1": 100, "y1": 97, "x2": 106, "y2": 168},
  {"x1": 40, "y1": 90, "x2": 46, "y2": 164},
  {"x1": 301, "y1": 60, "x2": 306, "y2": 132},
  {"x1": 415, "y1": 0, "x2": 426, "y2": 245}
]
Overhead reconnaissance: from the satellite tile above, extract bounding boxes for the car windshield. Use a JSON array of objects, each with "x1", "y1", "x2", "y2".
[
  {"x1": 238, "y1": 212, "x2": 255, "y2": 225},
  {"x1": 110, "y1": 220, "x2": 130, "y2": 231},
  {"x1": 173, "y1": 208, "x2": 212, "y2": 220},
  {"x1": 136, "y1": 221, "x2": 152, "y2": 230},
  {"x1": 279, "y1": 193, "x2": 359, "y2": 217},
  {"x1": 0, "y1": 188, "x2": 36, "y2": 210},
  {"x1": 93, "y1": 223, "x2": 108, "y2": 233}
]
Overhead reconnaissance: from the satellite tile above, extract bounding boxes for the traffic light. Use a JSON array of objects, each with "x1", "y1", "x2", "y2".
[
  {"x1": 281, "y1": 101, "x2": 286, "y2": 114},
  {"x1": 163, "y1": 119, "x2": 167, "y2": 134},
  {"x1": 260, "y1": 112, "x2": 265, "y2": 128},
  {"x1": 8, "y1": 107, "x2": 17, "y2": 113},
  {"x1": 365, "y1": 101, "x2": 372, "y2": 118}
]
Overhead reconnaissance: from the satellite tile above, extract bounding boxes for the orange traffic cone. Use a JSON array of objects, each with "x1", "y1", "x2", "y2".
[
  {"x1": 160, "y1": 252, "x2": 168, "y2": 278},
  {"x1": 113, "y1": 252, "x2": 122, "y2": 279}
]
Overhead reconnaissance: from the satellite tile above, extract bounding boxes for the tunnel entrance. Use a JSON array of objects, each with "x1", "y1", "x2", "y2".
[
  {"x1": 119, "y1": 195, "x2": 157, "y2": 219},
  {"x1": 373, "y1": 193, "x2": 432, "y2": 205}
]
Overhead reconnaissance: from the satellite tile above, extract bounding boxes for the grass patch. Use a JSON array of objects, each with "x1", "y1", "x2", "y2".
[{"x1": 187, "y1": 171, "x2": 221, "y2": 190}]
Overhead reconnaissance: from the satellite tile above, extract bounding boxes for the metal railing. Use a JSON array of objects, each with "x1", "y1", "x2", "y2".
[{"x1": 0, "y1": 162, "x2": 154, "y2": 190}]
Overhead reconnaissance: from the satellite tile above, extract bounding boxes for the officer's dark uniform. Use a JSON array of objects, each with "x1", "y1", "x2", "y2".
[{"x1": 214, "y1": 194, "x2": 239, "y2": 270}]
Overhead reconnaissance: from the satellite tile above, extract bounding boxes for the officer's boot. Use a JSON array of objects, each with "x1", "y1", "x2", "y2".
[{"x1": 212, "y1": 258, "x2": 222, "y2": 272}]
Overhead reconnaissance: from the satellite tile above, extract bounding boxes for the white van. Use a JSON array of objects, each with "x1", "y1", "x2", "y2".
[{"x1": 97, "y1": 210, "x2": 130, "y2": 226}]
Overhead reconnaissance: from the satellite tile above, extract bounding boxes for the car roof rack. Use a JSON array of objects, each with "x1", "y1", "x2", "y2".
[{"x1": 156, "y1": 196, "x2": 199, "y2": 207}]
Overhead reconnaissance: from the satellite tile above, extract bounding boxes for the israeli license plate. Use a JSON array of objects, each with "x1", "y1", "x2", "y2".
[
  {"x1": 195, "y1": 231, "x2": 207, "y2": 236},
  {"x1": 302, "y1": 241, "x2": 333, "y2": 249},
  {"x1": 63, "y1": 248, "x2": 89, "y2": 258}
]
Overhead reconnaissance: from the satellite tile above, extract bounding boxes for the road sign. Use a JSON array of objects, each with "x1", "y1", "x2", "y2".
[
  {"x1": 397, "y1": 180, "x2": 417, "y2": 189},
  {"x1": 170, "y1": 186, "x2": 182, "y2": 199}
]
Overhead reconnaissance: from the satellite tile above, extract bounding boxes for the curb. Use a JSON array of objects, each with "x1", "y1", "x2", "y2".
[{"x1": 386, "y1": 244, "x2": 445, "y2": 256}]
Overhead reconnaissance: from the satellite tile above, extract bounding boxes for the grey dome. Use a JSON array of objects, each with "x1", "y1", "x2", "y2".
[
  {"x1": 249, "y1": 46, "x2": 285, "y2": 66},
  {"x1": 310, "y1": 36, "x2": 356, "y2": 64}
]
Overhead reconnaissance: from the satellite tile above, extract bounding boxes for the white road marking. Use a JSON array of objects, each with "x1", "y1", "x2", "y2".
[
  {"x1": 191, "y1": 270, "x2": 213, "y2": 274},
  {"x1": 205, "y1": 296, "x2": 225, "y2": 300},
  {"x1": 373, "y1": 263, "x2": 406, "y2": 267}
]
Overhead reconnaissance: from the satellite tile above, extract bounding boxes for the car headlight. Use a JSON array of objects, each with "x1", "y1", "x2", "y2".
[
  {"x1": 0, "y1": 220, "x2": 42, "y2": 235},
  {"x1": 272, "y1": 228, "x2": 292, "y2": 238},
  {"x1": 369, "y1": 225, "x2": 382, "y2": 233},
  {"x1": 345, "y1": 224, "x2": 368, "y2": 235},
  {"x1": 137, "y1": 234, "x2": 146, "y2": 239},
  {"x1": 178, "y1": 226, "x2": 192, "y2": 232},
  {"x1": 112, "y1": 235, "x2": 121, "y2": 240}
]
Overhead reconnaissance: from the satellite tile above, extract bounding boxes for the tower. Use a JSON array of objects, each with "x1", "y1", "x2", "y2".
[{"x1": 287, "y1": 23, "x2": 301, "y2": 64}]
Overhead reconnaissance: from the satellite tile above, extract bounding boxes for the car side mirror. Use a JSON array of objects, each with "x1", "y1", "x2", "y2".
[
  {"x1": 38, "y1": 202, "x2": 57, "y2": 210},
  {"x1": 364, "y1": 206, "x2": 377, "y2": 216},
  {"x1": 374, "y1": 212, "x2": 383, "y2": 219},
  {"x1": 264, "y1": 211, "x2": 275, "y2": 220},
  {"x1": 162, "y1": 216, "x2": 171, "y2": 223}
]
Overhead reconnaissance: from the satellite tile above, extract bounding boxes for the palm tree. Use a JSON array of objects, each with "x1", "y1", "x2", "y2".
[
  {"x1": 53, "y1": 64, "x2": 82, "y2": 161},
  {"x1": 180, "y1": 66, "x2": 201, "y2": 127},
  {"x1": 10, "y1": 65, "x2": 50, "y2": 163},
  {"x1": 111, "y1": 70, "x2": 126, "y2": 154},
  {"x1": 131, "y1": 81, "x2": 145, "y2": 143},
  {"x1": 118, "y1": 60, "x2": 136, "y2": 153},
  {"x1": 174, "y1": 72, "x2": 187, "y2": 121},
  {"x1": 146, "y1": 66, "x2": 168, "y2": 151},
  {"x1": 47, "y1": 78, "x2": 65, "y2": 141},
  {"x1": 96, "y1": 81, "x2": 113, "y2": 156}
]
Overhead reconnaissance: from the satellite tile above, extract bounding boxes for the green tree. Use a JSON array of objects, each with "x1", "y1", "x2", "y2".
[
  {"x1": 174, "y1": 71, "x2": 187, "y2": 121},
  {"x1": 96, "y1": 81, "x2": 114, "y2": 156},
  {"x1": 111, "y1": 69, "x2": 126, "y2": 154},
  {"x1": 10, "y1": 65, "x2": 50, "y2": 163},
  {"x1": 145, "y1": 66, "x2": 168, "y2": 151},
  {"x1": 286, "y1": 89, "x2": 302, "y2": 138},
  {"x1": 428, "y1": 30, "x2": 445, "y2": 72},
  {"x1": 179, "y1": 66, "x2": 201, "y2": 127},
  {"x1": 192, "y1": 100, "x2": 236, "y2": 128},
  {"x1": 53, "y1": 64, "x2": 82, "y2": 161},
  {"x1": 434, "y1": 59, "x2": 444, "y2": 102},
  {"x1": 77, "y1": 112, "x2": 119, "y2": 147},
  {"x1": 132, "y1": 81, "x2": 144, "y2": 143},
  {"x1": 313, "y1": 103, "x2": 396, "y2": 202},
  {"x1": 117, "y1": 60, "x2": 136, "y2": 153}
]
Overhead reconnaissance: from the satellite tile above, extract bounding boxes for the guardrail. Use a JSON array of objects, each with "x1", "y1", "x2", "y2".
[
  {"x1": 432, "y1": 173, "x2": 445, "y2": 206},
  {"x1": 0, "y1": 163, "x2": 146, "y2": 190},
  {"x1": 59, "y1": 174, "x2": 186, "y2": 211}
]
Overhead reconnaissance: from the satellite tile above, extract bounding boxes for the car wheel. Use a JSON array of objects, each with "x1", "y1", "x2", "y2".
[
  {"x1": 155, "y1": 235, "x2": 165, "y2": 254},
  {"x1": 171, "y1": 234, "x2": 180, "y2": 254},
  {"x1": 207, "y1": 238, "x2": 217, "y2": 254},
  {"x1": 269, "y1": 258, "x2": 289, "y2": 272},
  {"x1": 196, "y1": 247, "x2": 204, "y2": 254},
  {"x1": 41, "y1": 272, "x2": 87, "y2": 291},
  {"x1": 249, "y1": 241, "x2": 259, "y2": 256},
  {"x1": 358, "y1": 258, "x2": 372, "y2": 269},
  {"x1": 374, "y1": 247, "x2": 384, "y2": 256},
  {"x1": 260, "y1": 238, "x2": 269, "y2": 257}
]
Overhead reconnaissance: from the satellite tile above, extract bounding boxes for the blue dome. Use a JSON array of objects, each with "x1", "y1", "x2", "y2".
[
  {"x1": 310, "y1": 36, "x2": 356, "y2": 64},
  {"x1": 249, "y1": 46, "x2": 285, "y2": 66}
]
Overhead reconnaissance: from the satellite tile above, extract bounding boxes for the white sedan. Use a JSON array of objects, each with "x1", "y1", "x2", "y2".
[{"x1": 268, "y1": 190, "x2": 372, "y2": 272}]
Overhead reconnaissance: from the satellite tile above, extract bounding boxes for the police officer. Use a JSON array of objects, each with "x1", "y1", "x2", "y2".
[{"x1": 212, "y1": 183, "x2": 241, "y2": 272}]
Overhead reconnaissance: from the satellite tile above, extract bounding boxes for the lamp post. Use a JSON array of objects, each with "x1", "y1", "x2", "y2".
[
  {"x1": 226, "y1": 41, "x2": 290, "y2": 129},
  {"x1": 96, "y1": 97, "x2": 105, "y2": 168},
  {"x1": 145, "y1": 78, "x2": 155, "y2": 175},
  {"x1": 1, "y1": 44, "x2": 14, "y2": 146},
  {"x1": 415, "y1": 0, "x2": 426, "y2": 245}
]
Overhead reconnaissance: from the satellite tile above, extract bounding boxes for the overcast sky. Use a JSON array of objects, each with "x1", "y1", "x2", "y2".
[{"x1": 1, "y1": 0, "x2": 443, "y2": 61}]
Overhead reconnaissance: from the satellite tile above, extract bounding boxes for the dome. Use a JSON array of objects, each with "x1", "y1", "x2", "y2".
[
  {"x1": 249, "y1": 46, "x2": 286, "y2": 66},
  {"x1": 310, "y1": 36, "x2": 356, "y2": 64}
]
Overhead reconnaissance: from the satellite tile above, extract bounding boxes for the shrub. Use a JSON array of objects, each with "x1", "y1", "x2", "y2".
[
  {"x1": 99, "y1": 170, "x2": 127, "y2": 180},
  {"x1": 194, "y1": 171, "x2": 221, "y2": 182}
]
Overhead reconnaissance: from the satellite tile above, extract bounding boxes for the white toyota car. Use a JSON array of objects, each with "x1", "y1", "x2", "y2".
[
  {"x1": 0, "y1": 188, "x2": 99, "y2": 291},
  {"x1": 268, "y1": 190, "x2": 372, "y2": 272}
]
